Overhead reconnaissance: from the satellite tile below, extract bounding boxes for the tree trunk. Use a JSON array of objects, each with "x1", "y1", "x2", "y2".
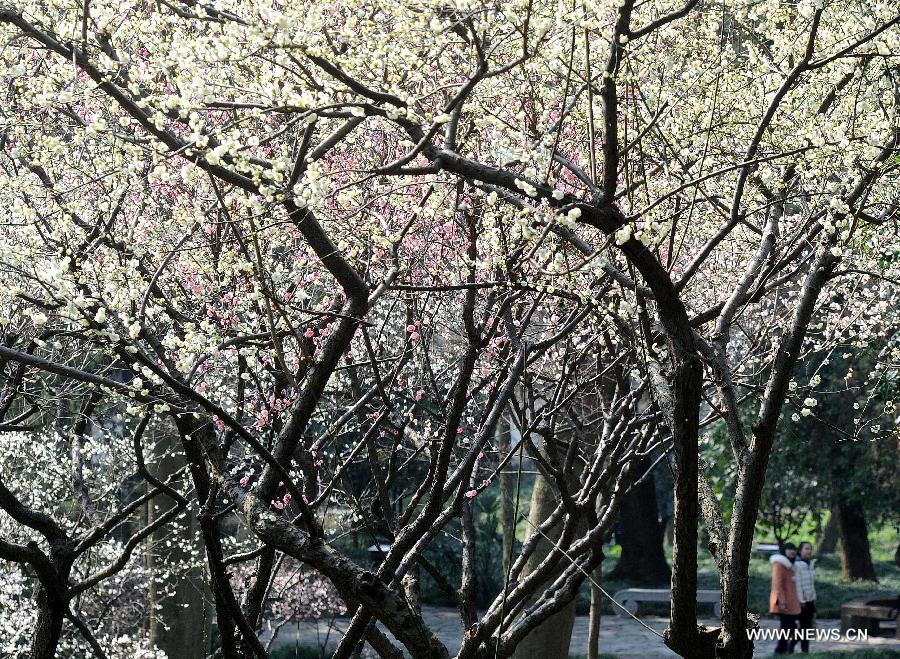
[
  {"x1": 715, "y1": 239, "x2": 840, "y2": 659},
  {"x1": 817, "y1": 509, "x2": 838, "y2": 554},
  {"x1": 665, "y1": 353, "x2": 702, "y2": 657},
  {"x1": 718, "y1": 448, "x2": 771, "y2": 659},
  {"x1": 607, "y1": 459, "x2": 670, "y2": 584},
  {"x1": 148, "y1": 432, "x2": 213, "y2": 658},
  {"x1": 500, "y1": 416, "x2": 516, "y2": 575},
  {"x1": 510, "y1": 473, "x2": 578, "y2": 659},
  {"x1": 835, "y1": 502, "x2": 877, "y2": 581},
  {"x1": 587, "y1": 565, "x2": 602, "y2": 659},
  {"x1": 31, "y1": 586, "x2": 66, "y2": 659}
]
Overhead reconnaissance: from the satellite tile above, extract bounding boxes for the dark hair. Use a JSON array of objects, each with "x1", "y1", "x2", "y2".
[
  {"x1": 798, "y1": 541, "x2": 812, "y2": 551},
  {"x1": 782, "y1": 542, "x2": 797, "y2": 552}
]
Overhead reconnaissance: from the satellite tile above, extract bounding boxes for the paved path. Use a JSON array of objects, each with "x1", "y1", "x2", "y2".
[{"x1": 270, "y1": 606, "x2": 900, "y2": 657}]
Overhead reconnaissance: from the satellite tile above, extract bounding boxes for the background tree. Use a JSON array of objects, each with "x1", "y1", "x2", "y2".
[
  {"x1": 607, "y1": 457, "x2": 671, "y2": 584},
  {"x1": 776, "y1": 343, "x2": 900, "y2": 581}
]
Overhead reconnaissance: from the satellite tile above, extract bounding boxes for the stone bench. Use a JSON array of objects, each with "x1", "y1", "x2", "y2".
[
  {"x1": 753, "y1": 543, "x2": 780, "y2": 557},
  {"x1": 840, "y1": 598, "x2": 899, "y2": 639},
  {"x1": 612, "y1": 588, "x2": 721, "y2": 618}
]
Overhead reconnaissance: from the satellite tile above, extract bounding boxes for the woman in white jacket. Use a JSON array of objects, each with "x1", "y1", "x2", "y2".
[{"x1": 791, "y1": 541, "x2": 817, "y2": 653}]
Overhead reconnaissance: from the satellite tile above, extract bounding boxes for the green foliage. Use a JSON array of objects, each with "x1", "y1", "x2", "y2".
[
  {"x1": 774, "y1": 346, "x2": 899, "y2": 526},
  {"x1": 419, "y1": 488, "x2": 507, "y2": 607},
  {"x1": 696, "y1": 549, "x2": 900, "y2": 619},
  {"x1": 579, "y1": 531, "x2": 899, "y2": 619},
  {"x1": 755, "y1": 434, "x2": 825, "y2": 546},
  {"x1": 700, "y1": 408, "x2": 747, "y2": 527},
  {"x1": 471, "y1": 488, "x2": 507, "y2": 604},
  {"x1": 702, "y1": 341, "x2": 899, "y2": 545}
]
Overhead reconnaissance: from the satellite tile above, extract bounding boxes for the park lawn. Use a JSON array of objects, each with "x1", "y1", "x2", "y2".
[
  {"x1": 579, "y1": 528, "x2": 899, "y2": 618},
  {"x1": 719, "y1": 526, "x2": 899, "y2": 619},
  {"x1": 700, "y1": 551, "x2": 900, "y2": 619}
]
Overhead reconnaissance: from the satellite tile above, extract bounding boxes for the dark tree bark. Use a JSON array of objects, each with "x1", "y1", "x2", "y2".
[
  {"x1": 835, "y1": 502, "x2": 877, "y2": 582},
  {"x1": 607, "y1": 459, "x2": 670, "y2": 584},
  {"x1": 817, "y1": 510, "x2": 839, "y2": 554},
  {"x1": 662, "y1": 352, "x2": 703, "y2": 657},
  {"x1": 499, "y1": 417, "x2": 516, "y2": 576},
  {"x1": 32, "y1": 585, "x2": 66, "y2": 659},
  {"x1": 587, "y1": 565, "x2": 602, "y2": 659}
]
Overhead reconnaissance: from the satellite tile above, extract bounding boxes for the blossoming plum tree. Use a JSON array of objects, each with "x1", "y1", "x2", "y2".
[{"x1": 0, "y1": 0, "x2": 896, "y2": 657}]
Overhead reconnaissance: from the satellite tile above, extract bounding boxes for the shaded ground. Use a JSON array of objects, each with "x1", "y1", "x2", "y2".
[{"x1": 270, "y1": 606, "x2": 900, "y2": 657}]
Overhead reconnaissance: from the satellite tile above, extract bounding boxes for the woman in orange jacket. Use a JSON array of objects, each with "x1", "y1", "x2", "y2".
[{"x1": 770, "y1": 543, "x2": 801, "y2": 654}]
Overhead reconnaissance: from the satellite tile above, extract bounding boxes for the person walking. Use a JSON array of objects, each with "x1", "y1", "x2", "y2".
[
  {"x1": 791, "y1": 541, "x2": 817, "y2": 653},
  {"x1": 770, "y1": 543, "x2": 801, "y2": 654}
]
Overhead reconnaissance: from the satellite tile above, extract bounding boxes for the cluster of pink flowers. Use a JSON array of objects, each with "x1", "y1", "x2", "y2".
[
  {"x1": 407, "y1": 319, "x2": 423, "y2": 342},
  {"x1": 178, "y1": 264, "x2": 210, "y2": 296},
  {"x1": 255, "y1": 408, "x2": 270, "y2": 430},
  {"x1": 268, "y1": 393, "x2": 293, "y2": 411},
  {"x1": 273, "y1": 492, "x2": 292, "y2": 510}
]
